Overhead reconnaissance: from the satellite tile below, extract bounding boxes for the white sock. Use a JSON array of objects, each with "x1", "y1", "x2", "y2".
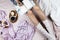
[
  {"x1": 36, "y1": 23, "x2": 54, "y2": 39},
  {"x1": 15, "y1": 5, "x2": 28, "y2": 15},
  {"x1": 22, "y1": 0, "x2": 34, "y2": 10},
  {"x1": 30, "y1": 0, "x2": 35, "y2": 6},
  {"x1": 43, "y1": 19, "x2": 54, "y2": 34},
  {"x1": 43, "y1": 19, "x2": 56, "y2": 40},
  {"x1": 15, "y1": 0, "x2": 35, "y2": 15}
]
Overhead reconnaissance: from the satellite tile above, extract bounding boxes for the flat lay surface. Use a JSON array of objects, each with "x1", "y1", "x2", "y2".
[{"x1": 0, "y1": 0, "x2": 60, "y2": 40}]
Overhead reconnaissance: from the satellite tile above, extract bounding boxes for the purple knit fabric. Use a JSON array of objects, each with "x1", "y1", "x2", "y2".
[{"x1": 0, "y1": 10, "x2": 35, "y2": 40}]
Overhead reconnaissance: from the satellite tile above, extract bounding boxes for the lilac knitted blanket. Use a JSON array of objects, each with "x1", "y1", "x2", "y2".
[{"x1": 0, "y1": 10, "x2": 35, "y2": 40}]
